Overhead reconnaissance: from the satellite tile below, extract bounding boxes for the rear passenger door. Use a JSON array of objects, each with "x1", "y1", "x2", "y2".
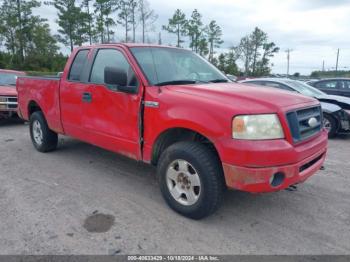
[
  {"x1": 60, "y1": 49, "x2": 93, "y2": 138},
  {"x1": 339, "y1": 80, "x2": 350, "y2": 98}
]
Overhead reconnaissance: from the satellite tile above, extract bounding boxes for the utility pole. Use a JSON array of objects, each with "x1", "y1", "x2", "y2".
[
  {"x1": 158, "y1": 32, "x2": 162, "y2": 45},
  {"x1": 335, "y1": 48, "x2": 340, "y2": 74},
  {"x1": 286, "y1": 49, "x2": 293, "y2": 76},
  {"x1": 322, "y1": 60, "x2": 325, "y2": 72}
]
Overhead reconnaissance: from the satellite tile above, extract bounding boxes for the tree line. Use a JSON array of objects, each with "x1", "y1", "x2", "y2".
[
  {"x1": 162, "y1": 9, "x2": 279, "y2": 76},
  {"x1": 0, "y1": 0, "x2": 279, "y2": 76}
]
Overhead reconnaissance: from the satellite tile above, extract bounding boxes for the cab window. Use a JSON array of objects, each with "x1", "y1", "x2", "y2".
[{"x1": 68, "y1": 49, "x2": 89, "y2": 81}]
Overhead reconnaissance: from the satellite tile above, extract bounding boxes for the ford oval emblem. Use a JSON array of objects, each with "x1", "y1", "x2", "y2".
[{"x1": 308, "y1": 117, "x2": 318, "y2": 127}]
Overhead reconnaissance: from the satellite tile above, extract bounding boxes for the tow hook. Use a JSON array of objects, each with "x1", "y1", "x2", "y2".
[{"x1": 285, "y1": 184, "x2": 298, "y2": 192}]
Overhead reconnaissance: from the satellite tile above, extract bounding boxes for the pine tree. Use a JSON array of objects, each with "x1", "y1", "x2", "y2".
[
  {"x1": 48, "y1": 0, "x2": 89, "y2": 51},
  {"x1": 207, "y1": 20, "x2": 223, "y2": 62},
  {"x1": 186, "y1": 9, "x2": 203, "y2": 53},
  {"x1": 162, "y1": 9, "x2": 187, "y2": 47},
  {"x1": 0, "y1": 0, "x2": 63, "y2": 70},
  {"x1": 82, "y1": 0, "x2": 93, "y2": 45},
  {"x1": 250, "y1": 27, "x2": 267, "y2": 75},
  {"x1": 94, "y1": 0, "x2": 115, "y2": 43}
]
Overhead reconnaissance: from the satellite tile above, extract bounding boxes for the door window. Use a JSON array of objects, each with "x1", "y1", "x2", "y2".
[
  {"x1": 263, "y1": 81, "x2": 293, "y2": 91},
  {"x1": 90, "y1": 49, "x2": 138, "y2": 88},
  {"x1": 68, "y1": 49, "x2": 89, "y2": 81},
  {"x1": 315, "y1": 80, "x2": 337, "y2": 89},
  {"x1": 245, "y1": 81, "x2": 265, "y2": 86},
  {"x1": 341, "y1": 81, "x2": 350, "y2": 90}
]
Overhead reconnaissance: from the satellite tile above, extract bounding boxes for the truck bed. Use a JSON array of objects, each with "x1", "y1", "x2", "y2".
[{"x1": 17, "y1": 76, "x2": 64, "y2": 133}]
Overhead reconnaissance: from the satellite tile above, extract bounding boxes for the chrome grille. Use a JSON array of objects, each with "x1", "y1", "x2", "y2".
[
  {"x1": 0, "y1": 96, "x2": 18, "y2": 110},
  {"x1": 286, "y1": 106, "x2": 322, "y2": 142}
]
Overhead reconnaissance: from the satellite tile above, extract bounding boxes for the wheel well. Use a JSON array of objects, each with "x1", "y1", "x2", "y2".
[
  {"x1": 151, "y1": 128, "x2": 221, "y2": 166},
  {"x1": 28, "y1": 101, "x2": 42, "y2": 116},
  {"x1": 324, "y1": 112, "x2": 339, "y2": 126}
]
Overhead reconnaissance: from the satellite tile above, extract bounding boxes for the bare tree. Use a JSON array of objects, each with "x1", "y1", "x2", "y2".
[
  {"x1": 138, "y1": 0, "x2": 157, "y2": 43},
  {"x1": 129, "y1": 0, "x2": 137, "y2": 42},
  {"x1": 118, "y1": 0, "x2": 132, "y2": 42}
]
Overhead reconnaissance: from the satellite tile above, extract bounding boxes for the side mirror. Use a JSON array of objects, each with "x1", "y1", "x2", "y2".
[
  {"x1": 104, "y1": 66, "x2": 138, "y2": 94},
  {"x1": 104, "y1": 66, "x2": 127, "y2": 87}
]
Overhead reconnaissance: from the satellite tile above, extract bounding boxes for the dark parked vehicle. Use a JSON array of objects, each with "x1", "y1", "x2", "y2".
[
  {"x1": 241, "y1": 78, "x2": 350, "y2": 137},
  {"x1": 307, "y1": 78, "x2": 350, "y2": 98}
]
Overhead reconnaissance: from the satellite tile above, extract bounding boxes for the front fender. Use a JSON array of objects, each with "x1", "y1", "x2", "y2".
[
  {"x1": 142, "y1": 103, "x2": 231, "y2": 163},
  {"x1": 320, "y1": 101, "x2": 341, "y2": 114}
]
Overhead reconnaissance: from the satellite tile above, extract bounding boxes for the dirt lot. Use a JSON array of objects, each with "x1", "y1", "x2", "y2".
[{"x1": 0, "y1": 119, "x2": 349, "y2": 255}]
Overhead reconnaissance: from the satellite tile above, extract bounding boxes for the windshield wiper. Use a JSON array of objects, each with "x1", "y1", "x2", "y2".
[
  {"x1": 208, "y1": 79, "x2": 229, "y2": 83},
  {"x1": 155, "y1": 80, "x2": 198, "y2": 86}
]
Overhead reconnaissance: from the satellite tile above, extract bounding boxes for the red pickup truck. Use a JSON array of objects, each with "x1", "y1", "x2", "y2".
[
  {"x1": 0, "y1": 69, "x2": 26, "y2": 119},
  {"x1": 17, "y1": 44, "x2": 328, "y2": 219}
]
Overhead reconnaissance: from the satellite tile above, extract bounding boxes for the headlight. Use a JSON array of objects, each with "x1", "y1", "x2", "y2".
[{"x1": 232, "y1": 114, "x2": 284, "y2": 140}]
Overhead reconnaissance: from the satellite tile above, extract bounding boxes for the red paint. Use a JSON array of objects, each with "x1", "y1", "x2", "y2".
[
  {"x1": 0, "y1": 69, "x2": 26, "y2": 115},
  {"x1": 16, "y1": 44, "x2": 328, "y2": 193},
  {"x1": 0, "y1": 86, "x2": 17, "y2": 97}
]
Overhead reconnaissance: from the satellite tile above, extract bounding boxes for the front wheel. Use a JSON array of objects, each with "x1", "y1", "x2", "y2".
[
  {"x1": 323, "y1": 113, "x2": 337, "y2": 138},
  {"x1": 157, "y1": 141, "x2": 225, "y2": 219},
  {"x1": 29, "y1": 111, "x2": 58, "y2": 152}
]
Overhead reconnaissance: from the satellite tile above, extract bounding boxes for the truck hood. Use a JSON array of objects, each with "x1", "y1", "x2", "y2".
[
  {"x1": 165, "y1": 82, "x2": 316, "y2": 111},
  {"x1": 317, "y1": 94, "x2": 350, "y2": 110},
  {"x1": 0, "y1": 85, "x2": 17, "y2": 96}
]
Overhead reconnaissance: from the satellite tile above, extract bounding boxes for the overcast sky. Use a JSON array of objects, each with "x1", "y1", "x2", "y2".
[{"x1": 36, "y1": 0, "x2": 350, "y2": 75}]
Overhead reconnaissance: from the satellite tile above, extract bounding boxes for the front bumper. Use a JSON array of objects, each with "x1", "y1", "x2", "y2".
[{"x1": 220, "y1": 130, "x2": 328, "y2": 193}]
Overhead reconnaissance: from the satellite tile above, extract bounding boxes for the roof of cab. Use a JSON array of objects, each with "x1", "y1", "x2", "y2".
[
  {"x1": 0, "y1": 69, "x2": 26, "y2": 75},
  {"x1": 75, "y1": 43, "x2": 183, "y2": 50}
]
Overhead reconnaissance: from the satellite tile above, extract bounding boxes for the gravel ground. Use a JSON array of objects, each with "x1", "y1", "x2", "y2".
[{"x1": 0, "y1": 119, "x2": 349, "y2": 255}]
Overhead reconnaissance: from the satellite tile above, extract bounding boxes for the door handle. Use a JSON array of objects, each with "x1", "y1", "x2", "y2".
[{"x1": 82, "y1": 92, "x2": 92, "y2": 103}]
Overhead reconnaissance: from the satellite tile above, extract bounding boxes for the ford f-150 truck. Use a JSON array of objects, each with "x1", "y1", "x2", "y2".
[
  {"x1": 17, "y1": 44, "x2": 328, "y2": 219},
  {"x1": 0, "y1": 69, "x2": 26, "y2": 119}
]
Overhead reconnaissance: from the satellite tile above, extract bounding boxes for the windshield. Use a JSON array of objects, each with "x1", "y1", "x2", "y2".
[
  {"x1": 0, "y1": 72, "x2": 18, "y2": 87},
  {"x1": 130, "y1": 47, "x2": 228, "y2": 85},
  {"x1": 285, "y1": 80, "x2": 326, "y2": 98}
]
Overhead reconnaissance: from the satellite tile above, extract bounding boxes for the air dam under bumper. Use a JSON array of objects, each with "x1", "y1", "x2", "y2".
[{"x1": 222, "y1": 138, "x2": 327, "y2": 193}]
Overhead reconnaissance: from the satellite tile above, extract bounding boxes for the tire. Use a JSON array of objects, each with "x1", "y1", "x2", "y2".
[
  {"x1": 157, "y1": 141, "x2": 225, "y2": 219},
  {"x1": 323, "y1": 113, "x2": 337, "y2": 138},
  {"x1": 29, "y1": 111, "x2": 58, "y2": 152}
]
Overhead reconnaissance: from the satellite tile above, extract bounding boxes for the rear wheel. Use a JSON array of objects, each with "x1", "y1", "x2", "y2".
[
  {"x1": 29, "y1": 111, "x2": 58, "y2": 152},
  {"x1": 323, "y1": 113, "x2": 337, "y2": 138},
  {"x1": 157, "y1": 141, "x2": 225, "y2": 219}
]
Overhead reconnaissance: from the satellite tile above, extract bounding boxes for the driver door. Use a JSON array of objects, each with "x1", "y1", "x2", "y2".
[{"x1": 82, "y1": 48, "x2": 143, "y2": 160}]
